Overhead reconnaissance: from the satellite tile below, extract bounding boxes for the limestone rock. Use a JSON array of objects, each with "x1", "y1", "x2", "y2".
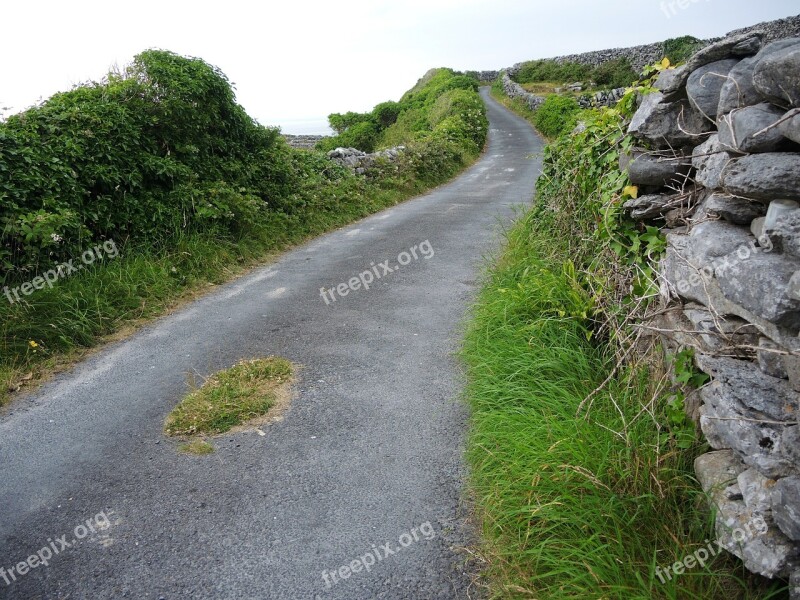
[
  {"x1": 718, "y1": 103, "x2": 789, "y2": 153},
  {"x1": 695, "y1": 354, "x2": 800, "y2": 422},
  {"x1": 717, "y1": 56, "x2": 763, "y2": 115},
  {"x1": 693, "y1": 135, "x2": 733, "y2": 189},
  {"x1": 738, "y1": 468, "x2": 774, "y2": 514},
  {"x1": 626, "y1": 152, "x2": 693, "y2": 187},
  {"x1": 683, "y1": 306, "x2": 760, "y2": 354},
  {"x1": 758, "y1": 338, "x2": 790, "y2": 379},
  {"x1": 694, "y1": 449, "x2": 795, "y2": 579},
  {"x1": 687, "y1": 59, "x2": 740, "y2": 121},
  {"x1": 791, "y1": 570, "x2": 800, "y2": 600},
  {"x1": 753, "y1": 39, "x2": 800, "y2": 107},
  {"x1": 714, "y1": 249, "x2": 800, "y2": 330},
  {"x1": 654, "y1": 66, "x2": 687, "y2": 92},
  {"x1": 699, "y1": 382, "x2": 797, "y2": 479},
  {"x1": 628, "y1": 92, "x2": 714, "y2": 149},
  {"x1": 778, "y1": 108, "x2": 800, "y2": 145},
  {"x1": 695, "y1": 450, "x2": 747, "y2": 493},
  {"x1": 772, "y1": 477, "x2": 800, "y2": 541},
  {"x1": 769, "y1": 210, "x2": 800, "y2": 259},
  {"x1": 784, "y1": 426, "x2": 800, "y2": 465},
  {"x1": 705, "y1": 194, "x2": 766, "y2": 225},
  {"x1": 623, "y1": 194, "x2": 671, "y2": 220},
  {"x1": 722, "y1": 153, "x2": 800, "y2": 202},
  {"x1": 661, "y1": 221, "x2": 752, "y2": 305}
]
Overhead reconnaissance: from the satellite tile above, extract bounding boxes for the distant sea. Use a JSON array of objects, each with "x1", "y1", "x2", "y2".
[{"x1": 267, "y1": 117, "x2": 333, "y2": 136}]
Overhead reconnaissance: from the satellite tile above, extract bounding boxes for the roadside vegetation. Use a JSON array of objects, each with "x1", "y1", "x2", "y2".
[
  {"x1": 0, "y1": 53, "x2": 487, "y2": 406},
  {"x1": 490, "y1": 80, "x2": 581, "y2": 140},
  {"x1": 318, "y1": 68, "x2": 488, "y2": 158},
  {"x1": 164, "y1": 357, "x2": 294, "y2": 441},
  {"x1": 508, "y1": 34, "x2": 704, "y2": 104},
  {"x1": 512, "y1": 57, "x2": 638, "y2": 91},
  {"x1": 465, "y1": 68, "x2": 788, "y2": 598}
]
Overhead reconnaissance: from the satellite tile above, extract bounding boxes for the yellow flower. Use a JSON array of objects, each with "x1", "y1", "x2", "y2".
[{"x1": 29, "y1": 340, "x2": 39, "y2": 348}]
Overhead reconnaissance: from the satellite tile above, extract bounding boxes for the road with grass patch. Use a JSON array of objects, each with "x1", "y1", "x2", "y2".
[{"x1": 0, "y1": 89, "x2": 544, "y2": 600}]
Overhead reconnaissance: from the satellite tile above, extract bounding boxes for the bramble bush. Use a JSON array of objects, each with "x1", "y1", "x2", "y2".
[
  {"x1": 514, "y1": 57, "x2": 638, "y2": 91},
  {"x1": 663, "y1": 36, "x2": 705, "y2": 64},
  {"x1": 318, "y1": 68, "x2": 487, "y2": 182},
  {"x1": 514, "y1": 60, "x2": 592, "y2": 84},
  {"x1": 533, "y1": 95, "x2": 581, "y2": 138},
  {"x1": 0, "y1": 50, "x2": 292, "y2": 279}
]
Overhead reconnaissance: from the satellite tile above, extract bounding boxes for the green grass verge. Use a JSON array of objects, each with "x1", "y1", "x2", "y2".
[
  {"x1": 178, "y1": 440, "x2": 215, "y2": 455},
  {"x1": 165, "y1": 357, "x2": 293, "y2": 437},
  {"x1": 461, "y1": 208, "x2": 788, "y2": 598}
]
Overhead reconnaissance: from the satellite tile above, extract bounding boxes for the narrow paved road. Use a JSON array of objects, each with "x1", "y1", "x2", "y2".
[{"x1": 0, "y1": 89, "x2": 544, "y2": 600}]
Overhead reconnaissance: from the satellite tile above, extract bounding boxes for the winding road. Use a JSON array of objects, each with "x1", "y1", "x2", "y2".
[{"x1": 0, "y1": 89, "x2": 544, "y2": 600}]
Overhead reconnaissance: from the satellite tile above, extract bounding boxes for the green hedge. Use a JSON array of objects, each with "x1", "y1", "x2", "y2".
[
  {"x1": 513, "y1": 57, "x2": 638, "y2": 91},
  {"x1": 0, "y1": 50, "x2": 292, "y2": 279},
  {"x1": 318, "y1": 69, "x2": 486, "y2": 159},
  {"x1": 533, "y1": 95, "x2": 581, "y2": 138}
]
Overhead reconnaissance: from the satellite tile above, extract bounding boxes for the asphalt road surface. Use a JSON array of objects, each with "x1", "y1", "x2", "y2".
[{"x1": 0, "y1": 88, "x2": 544, "y2": 600}]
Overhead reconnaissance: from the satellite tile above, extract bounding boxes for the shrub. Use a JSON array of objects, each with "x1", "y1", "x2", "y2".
[
  {"x1": 327, "y1": 111, "x2": 373, "y2": 135},
  {"x1": 533, "y1": 95, "x2": 581, "y2": 138},
  {"x1": 514, "y1": 60, "x2": 592, "y2": 84},
  {"x1": 371, "y1": 101, "x2": 401, "y2": 129},
  {"x1": 663, "y1": 36, "x2": 705, "y2": 64},
  {"x1": 0, "y1": 49, "x2": 289, "y2": 279},
  {"x1": 317, "y1": 120, "x2": 379, "y2": 153},
  {"x1": 592, "y1": 57, "x2": 638, "y2": 89}
]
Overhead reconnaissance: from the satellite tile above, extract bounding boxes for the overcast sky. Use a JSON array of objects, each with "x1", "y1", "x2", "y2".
[{"x1": 1, "y1": 1, "x2": 797, "y2": 133}]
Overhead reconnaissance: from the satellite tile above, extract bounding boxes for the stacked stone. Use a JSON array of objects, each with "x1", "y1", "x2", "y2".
[
  {"x1": 283, "y1": 135, "x2": 328, "y2": 150},
  {"x1": 622, "y1": 31, "x2": 800, "y2": 591},
  {"x1": 500, "y1": 72, "x2": 545, "y2": 111},
  {"x1": 476, "y1": 70, "x2": 500, "y2": 82},
  {"x1": 326, "y1": 146, "x2": 405, "y2": 175},
  {"x1": 506, "y1": 15, "x2": 800, "y2": 78},
  {"x1": 577, "y1": 87, "x2": 627, "y2": 109}
]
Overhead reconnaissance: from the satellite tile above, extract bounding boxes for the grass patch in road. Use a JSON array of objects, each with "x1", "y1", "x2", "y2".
[
  {"x1": 165, "y1": 357, "x2": 294, "y2": 437},
  {"x1": 461, "y1": 208, "x2": 786, "y2": 599},
  {"x1": 178, "y1": 440, "x2": 215, "y2": 455}
]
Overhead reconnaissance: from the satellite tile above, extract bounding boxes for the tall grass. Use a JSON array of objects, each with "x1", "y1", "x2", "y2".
[{"x1": 461, "y1": 208, "x2": 787, "y2": 598}]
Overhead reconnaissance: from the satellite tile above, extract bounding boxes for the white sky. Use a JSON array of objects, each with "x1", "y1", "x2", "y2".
[{"x1": 1, "y1": 1, "x2": 797, "y2": 133}]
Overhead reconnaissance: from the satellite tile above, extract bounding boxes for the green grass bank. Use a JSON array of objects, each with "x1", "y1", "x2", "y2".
[{"x1": 462, "y1": 77, "x2": 789, "y2": 598}]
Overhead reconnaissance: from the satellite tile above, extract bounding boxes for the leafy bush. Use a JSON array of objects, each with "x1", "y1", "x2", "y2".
[
  {"x1": 0, "y1": 49, "x2": 289, "y2": 279},
  {"x1": 515, "y1": 60, "x2": 592, "y2": 84},
  {"x1": 592, "y1": 57, "x2": 638, "y2": 89},
  {"x1": 515, "y1": 57, "x2": 638, "y2": 90},
  {"x1": 533, "y1": 95, "x2": 581, "y2": 138},
  {"x1": 663, "y1": 36, "x2": 705, "y2": 64},
  {"x1": 371, "y1": 101, "x2": 401, "y2": 129},
  {"x1": 317, "y1": 121, "x2": 380, "y2": 153},
  {"x1": 327, "y1": 111, "x2": 373, "y2": 135},
  {"x1": 319, "y1": 68, "x2": 487, "y2": 167}
]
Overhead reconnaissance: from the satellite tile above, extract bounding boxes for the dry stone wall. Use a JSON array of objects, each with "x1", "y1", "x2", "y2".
[
  {"x1": 620, "y1": 30, "x2": 800, "y2": 593},
  {"x1": 283, "y1": 134, "x2": 327, "y2": 150},
  {"x1": 507, "y1": 15, "x2": 800, "y2": 75}
]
